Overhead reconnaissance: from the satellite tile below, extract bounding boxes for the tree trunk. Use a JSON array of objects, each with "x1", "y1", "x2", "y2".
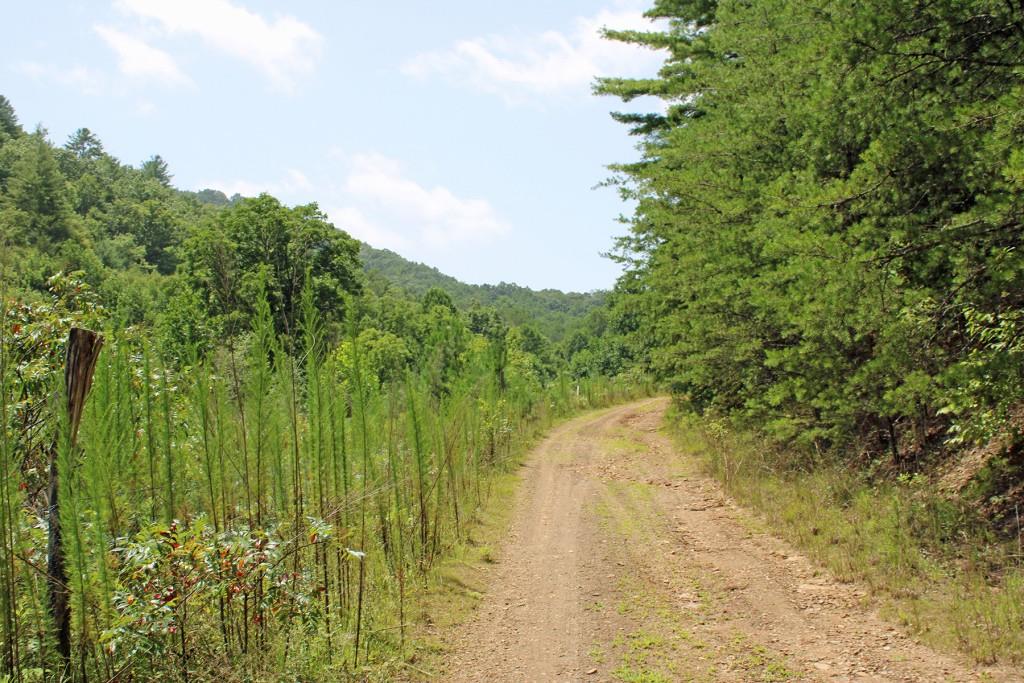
[
  {"x1": 47, "y1": 328, "x2": 103, "y2": 676},
  {"x1": 886, "y1": 416, "x2": 900, "y2": 467}
]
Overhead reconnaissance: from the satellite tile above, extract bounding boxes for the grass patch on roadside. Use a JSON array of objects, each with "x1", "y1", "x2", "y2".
[
  {"x1": 400, "y1": 468, "x2": 522, "y2": 679},
  {"x1": 610, "y1": 629, "x2": 678, "y2": 683},
  {"x1": 665, "y1": 408, "x2": 1024, "y2": 665},
  {"x1": 606, "y1": 429, "x2": 650, "y2": 455}
]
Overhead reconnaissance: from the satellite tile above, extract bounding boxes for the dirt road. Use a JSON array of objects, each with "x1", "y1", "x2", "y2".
[{"x1": 442, "y1": 399, "x2": 1022, "y2": 682}]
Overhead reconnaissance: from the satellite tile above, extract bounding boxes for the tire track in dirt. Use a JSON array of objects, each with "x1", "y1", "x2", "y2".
[{"x1": 443, "y1": 399, "x2": 1022, "y2": 682}]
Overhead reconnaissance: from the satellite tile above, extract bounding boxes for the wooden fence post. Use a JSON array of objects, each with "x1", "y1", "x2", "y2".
[{"x1": 46, "y1": 328, "x2": 103, "y2": 676}]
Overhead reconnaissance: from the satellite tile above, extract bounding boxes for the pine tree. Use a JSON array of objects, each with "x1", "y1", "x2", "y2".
[
  {"x1": 141, "y1": 154, "x2": 172, "y2": 186},
  {"x1": 5, "y1": 130, "x2": 72, "y2": 249},
  {"x1": 0, "y1": 95, "x2": 21, "y2": 139}
]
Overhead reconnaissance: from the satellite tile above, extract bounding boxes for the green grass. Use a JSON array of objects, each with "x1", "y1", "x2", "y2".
[
  {"x1": 666, "y1": 408, "x2": 1024, "y2": 665},
  {"x1": 725, "y1": 633, "x2": 796, "y2": 682},
  {"x1": 400, "y1": 469, "x2": 521, "y2": 679},
  {"x1": 612, "y1": 665, "x2": 673, "y2": 683},
  {"x1": 613, "y1": 630, "x2": 674, "y2": 681}
]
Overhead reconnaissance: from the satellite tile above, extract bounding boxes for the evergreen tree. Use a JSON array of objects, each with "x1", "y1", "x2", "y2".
[
  {"x1": 65, "y1": 128, "x2": 104, "y2": 161},
  {"x1": 4, "y1": 130, "x2": 72, "y2": 249},
  {"x1": 141, "y1": 154, "x2": 172, "y2": 186},
  {"x1": 602, "y1": 0, "x2": 1024, "y2": 451},
  {"x1": 0, "y1": 95, "x2": 21, "y2": 139}
]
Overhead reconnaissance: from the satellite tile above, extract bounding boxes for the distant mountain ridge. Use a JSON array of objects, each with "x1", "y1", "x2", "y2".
[{"x1": 359, "y1": 243, "x2": 605, "y2": 341}]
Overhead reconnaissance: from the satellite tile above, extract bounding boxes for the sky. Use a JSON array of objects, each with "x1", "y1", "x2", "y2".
[{"x1": 4, "y1": 1, "x2": 666, "y2": 292}]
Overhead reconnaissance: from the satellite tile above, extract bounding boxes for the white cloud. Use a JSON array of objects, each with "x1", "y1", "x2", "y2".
[
  {"x1": 94, "y1": 25, "x2": 192, "y2": 87},
  {"x1": 326, "y1": 206, "x2": 410, "y2": 252},
  {"x1": 14, "y1": 62, "x2": 107, "y2": 96},
  {"x1": 344, "y1": 153, "x2": 508, "y2": 248},
  {"x1": 114, "y1": 0, "x2": 323, "y2": 89},
  {"x1": 402, "y1": 8, "x2": 664, "y2": 102},
  {"x1": 196, "y1": 153, "x2": 508, "y2": 253}
]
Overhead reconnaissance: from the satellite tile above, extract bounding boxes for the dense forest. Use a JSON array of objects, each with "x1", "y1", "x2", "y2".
[
  {"x1": 0, "y1": 93, "x2": 645, "y2": 682},
  {"x1": 601, "y1": 0, "x2": 1024, "y2": 468}
]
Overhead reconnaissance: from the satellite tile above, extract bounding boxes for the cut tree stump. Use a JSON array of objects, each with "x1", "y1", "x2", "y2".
[{"x1": 46, "y1": 328, "x2": 103, "y2": 674}]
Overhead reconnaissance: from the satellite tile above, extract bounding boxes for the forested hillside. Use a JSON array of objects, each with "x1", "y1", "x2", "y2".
[
  {"x1": 601, "y1": 0, "x2": 1024, "y2": 465},
  {"x1": 0, "y1": 94, "x2": 644, "y2": 682},
  {"x1": 360, "y1": 244, "x2": 604, "y2": 342}
]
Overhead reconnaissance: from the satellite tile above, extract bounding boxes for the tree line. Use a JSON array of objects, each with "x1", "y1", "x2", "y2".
[{"x1": 600, "y1": 0, "x2": 1024, "y2": 465}]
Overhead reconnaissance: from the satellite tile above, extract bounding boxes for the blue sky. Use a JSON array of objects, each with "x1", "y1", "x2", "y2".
[{"x1": 5, "y1": 1, "x2": 665, "y2": 292}]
